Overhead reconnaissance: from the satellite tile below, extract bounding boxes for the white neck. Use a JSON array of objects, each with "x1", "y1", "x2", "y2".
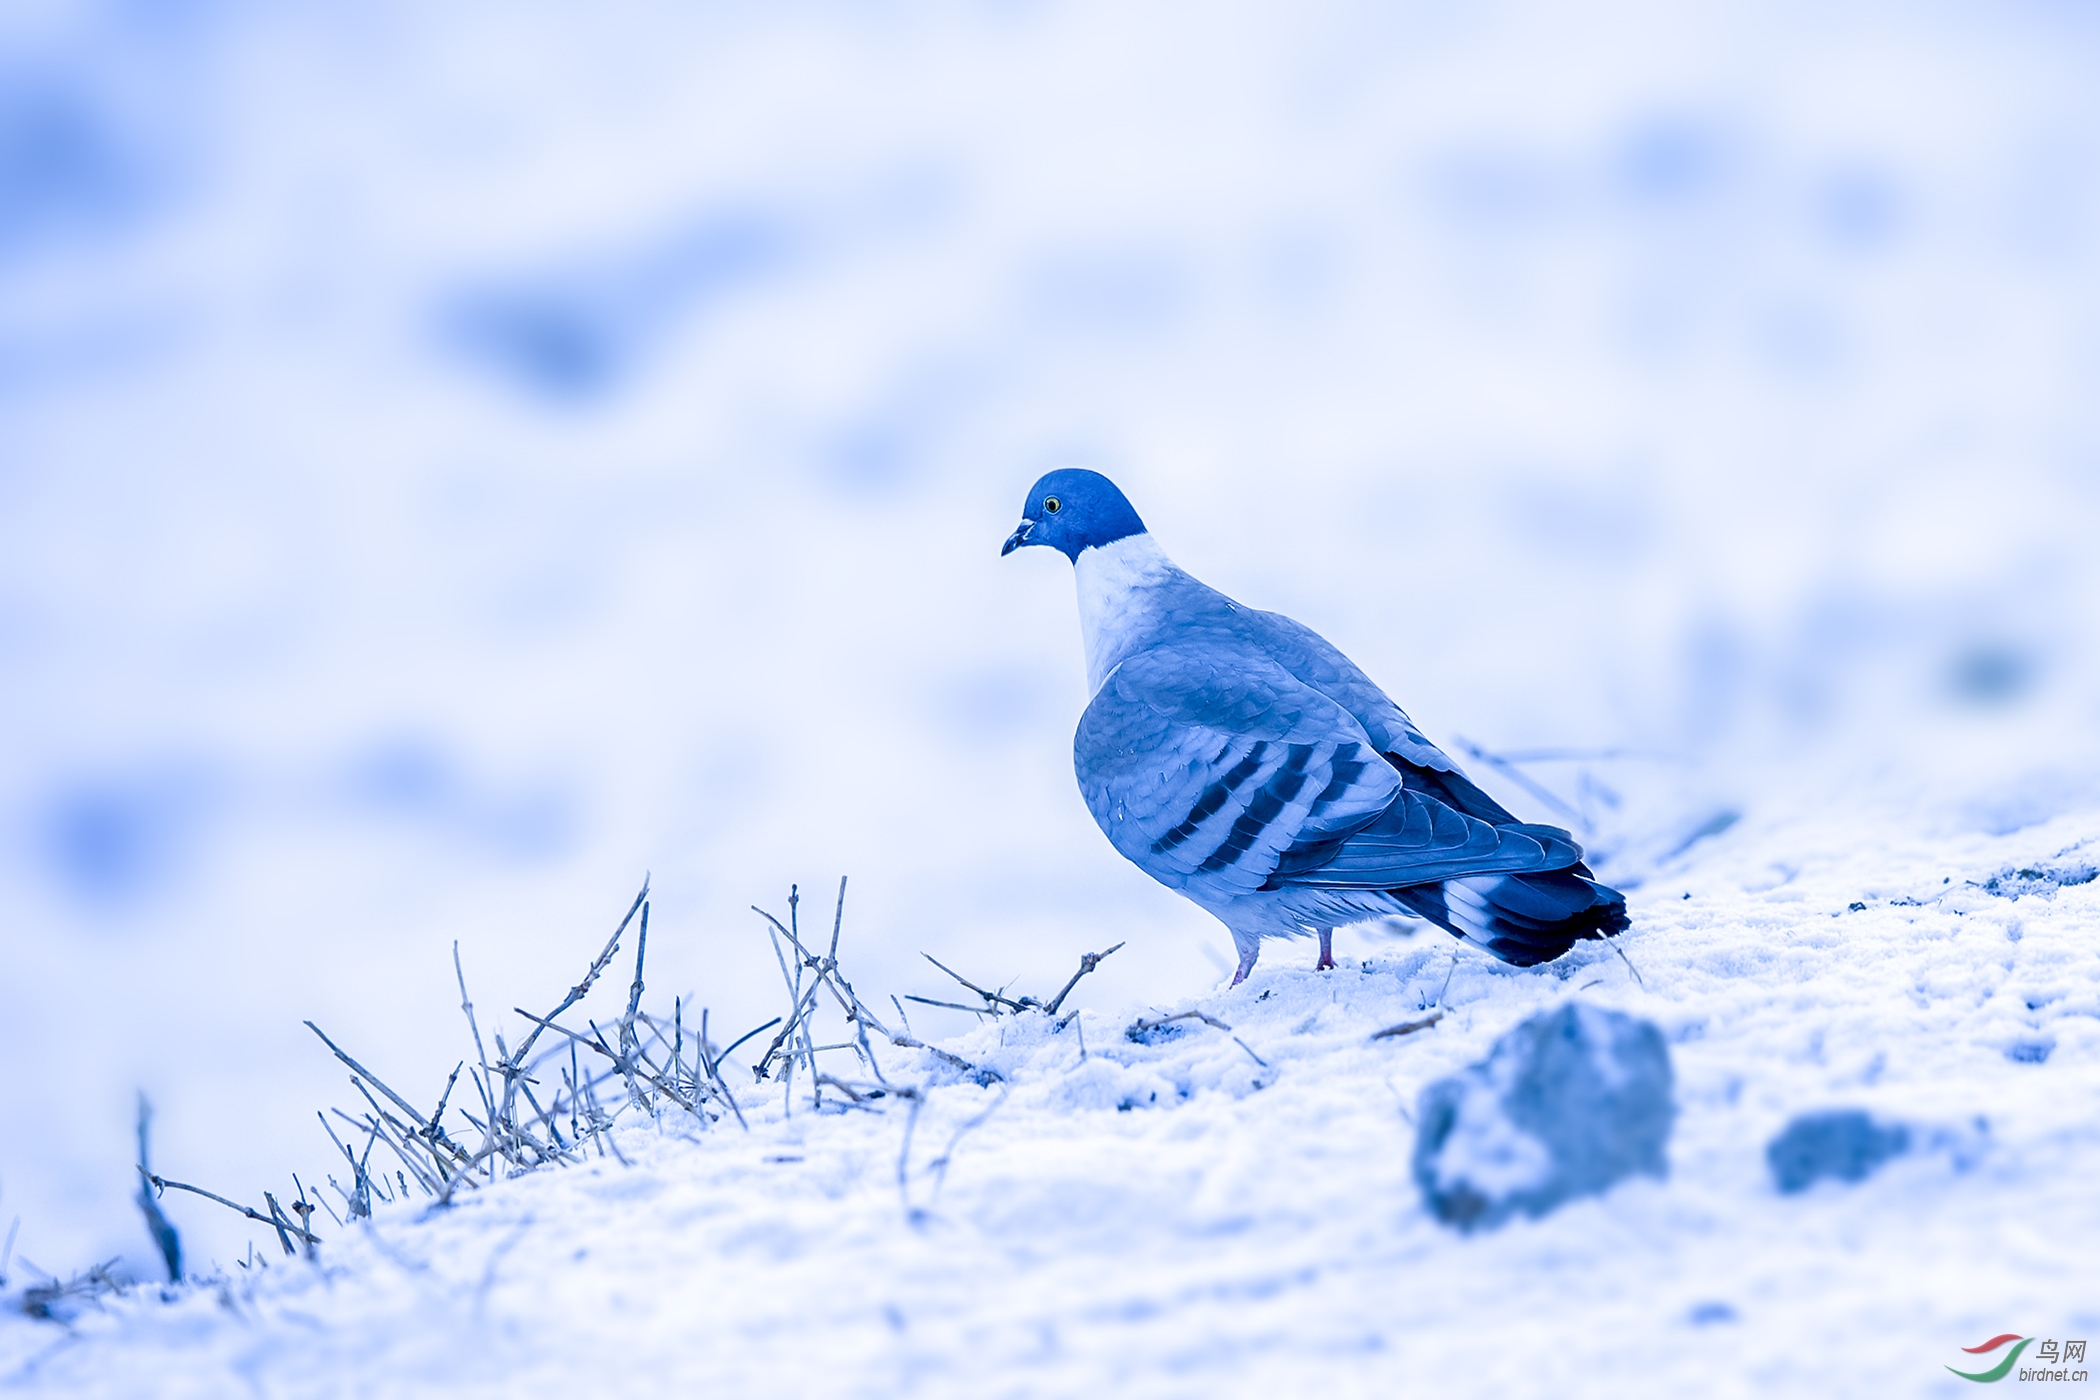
[{"x1": 1072, "y1": 533, "x2": 1176, "y2": 693}]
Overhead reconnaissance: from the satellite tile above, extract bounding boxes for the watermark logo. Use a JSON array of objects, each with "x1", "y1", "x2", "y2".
[{"x1": 1948, "y1": 1335, "x2": 2089, "y2": 1384}]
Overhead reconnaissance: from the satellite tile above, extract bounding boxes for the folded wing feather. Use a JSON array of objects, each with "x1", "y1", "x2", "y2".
[{"x1": 1074, "y1": 642, "x2": 1584, "y2": 902}]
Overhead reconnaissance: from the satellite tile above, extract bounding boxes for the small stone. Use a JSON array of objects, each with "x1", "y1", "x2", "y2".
[
  {"x1": 1765, "y1": 1110, "x2": 1909, "y2": 1193},
  {"x1": 1412, "y1": 1003, "x2": 1674, "y2": 1232}
]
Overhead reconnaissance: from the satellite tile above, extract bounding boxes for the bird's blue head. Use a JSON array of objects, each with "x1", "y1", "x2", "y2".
[{"x1": 1000, "y1": 468, "x2": 1147, "y2": 563}]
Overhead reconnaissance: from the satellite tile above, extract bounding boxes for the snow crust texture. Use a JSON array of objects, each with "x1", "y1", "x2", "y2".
[{"x1": 1413, "y1": 1003, "x2": 1672, "y2": 1231}]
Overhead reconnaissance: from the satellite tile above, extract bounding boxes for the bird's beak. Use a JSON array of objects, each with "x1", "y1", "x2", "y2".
[{"x1": 1000, "y1": 519, "x2": 1035, "y2": 556}]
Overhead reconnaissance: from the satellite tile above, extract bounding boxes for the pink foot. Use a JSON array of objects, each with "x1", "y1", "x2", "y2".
[
  {"x1": 1230, "y1": 946, "x2": 1259, "y2": 987},
  {"x1": 1315, "y1": 927, "x2": 1335, "y2": 972}
]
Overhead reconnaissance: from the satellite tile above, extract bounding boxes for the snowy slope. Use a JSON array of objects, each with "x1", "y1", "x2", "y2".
[
  {"x1": 4, "y1": 3, "x2": 2100, "y2": 1394},
  {"x1": 6, "y1": 0, "x2": 2099, "y2": 1282},
  {"x1": 5, "y1": 717, "x2": 2098, "y2": 1398}
]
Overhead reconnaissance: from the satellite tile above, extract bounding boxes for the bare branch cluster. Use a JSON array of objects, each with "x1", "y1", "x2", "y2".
[
  {"x1": 38, "y1": 871, "x2": 1132, "y2": 1303},
  {"x1": 18, "y1": 1258, "x2": 127, "y2": 1322},
  {"x1": 298, "y1": 876, "x2": 768, "y2": 1225},
  {"x1": 270, "y1": 873, "x2": 1082, "y2": 1262},
  {"x1": 749, "y1": 878, "x2": 1004, "y2": 1095}
]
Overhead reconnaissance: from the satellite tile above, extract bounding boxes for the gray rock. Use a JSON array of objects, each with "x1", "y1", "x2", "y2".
[
  {"x1": 1766, "y1": 1110, "x2": 1909, "y2": 1193},
  {"x1": 1412, "y1": 1002, "x2": 1674, "y2": 1232}
]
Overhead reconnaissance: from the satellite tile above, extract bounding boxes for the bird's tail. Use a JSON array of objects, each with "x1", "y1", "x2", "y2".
[{"x1": 1393, "y1": 869, "x2": 1629, "y2": 968}]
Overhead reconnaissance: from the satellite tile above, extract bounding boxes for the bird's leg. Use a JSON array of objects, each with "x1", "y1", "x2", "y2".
[
  {"x1": 1229, "y1": 940, "x2": 1260, "y2": 988},
  {"x1": 1314, "y1": 926, "x2": 1335, "y2": 972}
]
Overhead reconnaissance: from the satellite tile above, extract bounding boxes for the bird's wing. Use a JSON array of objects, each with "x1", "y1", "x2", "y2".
[
  {"x1": 1239, "y1": 606, "x2": 1523, "y2": 824},
  {"x1": 1262, "y1": 791, "x2": 1582, "y2": 889},
  {"x1": 1074, "y1": 643, "x2": 1398, "y2": 897},
  {"x1": 1075, "y1": 642, "x2": 1570, "y2": 900}
]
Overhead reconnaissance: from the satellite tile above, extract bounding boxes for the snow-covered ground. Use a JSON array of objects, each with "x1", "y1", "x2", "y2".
[
  {"x1": 3, "y1": 714, "x2": 2098, "y2": 1396},
  {"x1": 3, "y1": 1, "x2": 2099, "y2": 1394}
]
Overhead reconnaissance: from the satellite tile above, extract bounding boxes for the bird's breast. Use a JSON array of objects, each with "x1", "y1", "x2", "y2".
[{"x1": 1071, "y1": 533, "x2": 1179, "y2": 693}]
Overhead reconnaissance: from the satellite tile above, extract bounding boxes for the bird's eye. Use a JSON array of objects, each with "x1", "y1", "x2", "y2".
[{"x1": 1043, "y1": 496, "x2": 1062, "y2": 514}]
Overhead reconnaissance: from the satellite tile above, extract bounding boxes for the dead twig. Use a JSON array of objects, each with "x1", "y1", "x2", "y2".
[
  {"x1": 695, "y1": 1008, "x2": 751, "y2": 1130},
  {"x1": 454, "y1": 941, "x2": 492, "y2": 1080},
  {"x1": 718, "y1": 1016, "x2": 782, "y2": 1064},
  {"x1": 1450, "y1": 735, "x2": 1585, "y2": 826},
  {"x1": 1605, "y1": 936, "x2": 1645, "y2": 990},
  {"x1": 828, "y1": 875, "x2": 847, "y2": 963},
  {"x1": 1487, "y1": 745, "x2": 1682, "y2": 764},
  {"x1": 132, "y1": 1095, "x2": 181, "y2": 1283},
  {"x1": 261, "y1": 1191, "x2": 298, "y2": 1257},
  {"x1": 1371, "y1": 1010, "x2": 1445, "y2": 1041},
  {"x1": 812, "y1": 1073, "x2": 884, "y2": 1109},
  {"x1": 316, "y1": 1111, "x2": 375, "y2": 1218},
  {"x1": 20, "y1": 1257, "x2": 125, "y2": 1321},
  {"x1": 616, "y1": 900, "x2": 652, "y2": 1110},
  {"x1": 429, "y1": 1062, "x2": 463, "y2": 1141},
  {"x1": 1041, "y1": 943, "x2": 1124, "y2": 1015},
  {"x1": 892, "y1": 1086, "x2": 925, "y2": 1216},
  {"x1": 143, "y1": 1175, "x2": 321, "y2": 1247},
  {"x1": 507, "y1": 876, "x2": 649, "y2": 1070},
  {"x1": 346, "y1": 1088, "x2": 446, "y2": 1194},
  {"x1": 751, "y1": 982, "x2": 823, "y2": 1083},
  {"x1": 921, "y1": 954, "x2": 1031, "y2": 1014},
  {"x1": 760, "y1": 896, "x2": 810, "y2": 1110},
  {"x1": 926, "y1": 1086, "x2": 1011, "y2": 1205},
  {"x1": 902, "y1": 994, "x2": 998, "y2": 1016},
  {"x1": 580, "y1": 1074, "x2": 629, "y2": 1167},
  {"x1": 889, "y1": 1033, "x2": 1002, "y2": 1085},
  {"x1": 1432, "y1": 950, "x2": 1458, "y2": 1007},
  {"x1": 1127, "y1": 1009, "x2": 1234, "y2": 1037}
]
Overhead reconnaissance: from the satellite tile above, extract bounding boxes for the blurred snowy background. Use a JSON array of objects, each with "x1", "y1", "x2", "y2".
[{"x1": 2, "y1": 0, "x2": 2097, "y2": 1277}]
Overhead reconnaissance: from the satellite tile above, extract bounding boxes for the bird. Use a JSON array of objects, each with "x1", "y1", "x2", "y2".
[{"x1": 1002, "y1": 467, "x2": 1630, "y2": 986}]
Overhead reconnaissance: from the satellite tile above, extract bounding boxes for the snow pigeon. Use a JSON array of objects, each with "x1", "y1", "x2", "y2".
[{"x1": 1002, "y1": 468, "x2": 1630, "y2": 985}]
